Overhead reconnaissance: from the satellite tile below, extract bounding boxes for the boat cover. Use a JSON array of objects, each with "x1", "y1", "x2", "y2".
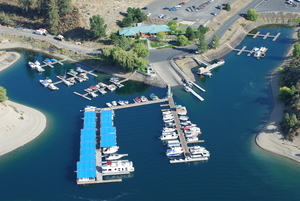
[
  {"x1": 80, "y1": 135, "x2": 95, "y2": 142},
  {"x1": 80, "y1": 141, "x2": 95, "y2": 149},
  {"x1": 100, "y1": 127, "x2": 116, "y2": 135},
  {"x1": 101, "y1": 134, "x2": 116, "y2": 140},
  {"x1": 100, "y1": 139, "x2": 117, "y2": 147},
  {"x1": 77, "y1": 161, "x2": 96, "y2": 179},
  {"x1": 101, "y1": 121, "x2": 113, "y2": 128},
  {"x1": 80, "y1": 148, "x2": 96, "y2": 155},
  {"x1": 80, "y1": 154, "x2": 95, "y2": 162},
  {"x1": 84, "y1": 111, "x2": 96, "y2": 118},
  {"x1": 81, "y1": 128, "x2": 96, "y2": 136},
  {"x1": 83, "y1": 123, "x2": 96, "y2": 129},
  {"x1": 101, "y1": 110, "x2": 114, "y2": 116},
  {"x1": 100, "y1": 115, "x2": 113, "y2": 122}
]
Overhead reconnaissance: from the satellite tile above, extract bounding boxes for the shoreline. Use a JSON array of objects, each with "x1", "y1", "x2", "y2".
[
  {"x1": 255, "y1": 28, "x2": 300, "y2": 163},
  {"x1": 0, "y1": 52, "x2": 47, "y2": 157}
]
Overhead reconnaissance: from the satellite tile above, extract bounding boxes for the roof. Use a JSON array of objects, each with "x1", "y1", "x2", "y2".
[
  {"x1": 100, "y1": 127, "x2": 116, "y2": 134},
  {"x1": 119, "y1": 25, "x2": 171, "y2": 36}
]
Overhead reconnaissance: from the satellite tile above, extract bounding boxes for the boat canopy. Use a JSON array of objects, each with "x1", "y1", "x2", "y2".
[
  {"x1": 101, "y1": 121, "x2": 113, "y2": 128},
  {"x1": 84, "y1": 111, "x2": 96, "y2": 118},
  {"x1": 77, "y1": 161, "x2": 96, "y2": 179},
  {"x1": 100, "y1": 127, "x2": 116, "y2": 135},
  {"x1": 100, "y1": 115, "x2": 112, "y2": 122},
  {"x1": 80, "y1": 154, "x2": 95, "y2": 162},
  {"x1": 101, "y1": 110, "x2": 114, "y2": 116},
  {"x1": 100, "y1": 139, "x2": 117, "y2": 147}
]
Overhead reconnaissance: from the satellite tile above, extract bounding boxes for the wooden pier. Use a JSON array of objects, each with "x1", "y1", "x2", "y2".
[
  {"x1": 248, "y1": 32, "x2": 281, "y2": 41},
  {"x1": 73, "y1": 92, "x2": 91, "y2": 100},
  {"x1": 101, "y1": 99, "x2": 168, "y2": 110},
  {"x1": 167, "y1": 96, "x2": 190, "y2": 157},
  {"x1": 189, "y1": 87, "x2": 204, "y2": 101},
  {"x1": 233, "y1": 46, "x2": 260, "y2": 56}
]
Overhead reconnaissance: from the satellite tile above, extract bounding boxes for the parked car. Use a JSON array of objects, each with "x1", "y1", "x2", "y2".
[
  {"x1": 141, "y1": 7, "x2": 148, "y2": 10},
  {"x1": 173, "y1": 17, "x2": 178, "y2": 20},
  {"x1": 163, "y1": 7, "x2": 170, "y2": 10},
  {"x1": 179, "y1": 2, "x2": 186, "y2": 5},
  {"x1": 54, "y1": 35, "x2": 64, "y2": 41},
  {"x1": 211, "y1": 12, "x2": 217, "y2": 16}
]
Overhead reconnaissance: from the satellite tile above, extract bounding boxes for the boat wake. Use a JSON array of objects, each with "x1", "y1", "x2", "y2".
[{"x1": 65, "y1": 191, "x2": 134, "y2": 201}]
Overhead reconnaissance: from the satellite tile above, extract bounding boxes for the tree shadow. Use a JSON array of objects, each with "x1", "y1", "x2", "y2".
[{"x1": 63, "y1": 27, "x2": 93, "y2": 41}]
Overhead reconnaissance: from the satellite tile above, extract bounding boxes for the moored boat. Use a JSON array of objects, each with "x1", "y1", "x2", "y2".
[
  {"x1": 101, "y1": 160, "x2": 134, "y2": 175},
  {"x1": 98, "y1": 88, "x2": 107, "y2": 94},
  {"x1": 104, "y1": 154, "x2": 128, "y2": 160},
  {"x1": 102, "y1": 146, "x2": 120, "y2": 154},
  {"x1": 106, "y1": 102, "x2": 113, "y2": 107},
  {"x1": 166, "y1": 147, "x2": 183, "y2": 157},
  {"x1": 118, "y1": 100, "x2": 125, "y2": 105},
  {"x1": 107, "y1": 84, "x2": 117, "y2": 91},
  {"x1": 133, "y1": 97, "x2": 141, "y2": 103},
  {"x1": 89, "y1": 92, "x2": 98, "y2": 98},
  {"x1": 150, "y1": 93, "x2": 159, "y2": 100},
  {"x1": 48, "y1": 83, "x2": 59, "y2": 91},
  {"x1": 39, "y1": 77, "x2": 52, "y2": 87},
  {"x1": 112, "y1": 101, "x2": 117, "y2": 106},
  {"x1": 159, "y1": 133, "x2": 178, "y2": 140},
  {"x1": 28, "y1": 61, "x2": 36, "y2": 69},
  {"x1": 179, "y1": 116, "x2": 189, "y2": 121},
  {"x1": 141, "y1": 96, "x2": 148, "y2": 102}
]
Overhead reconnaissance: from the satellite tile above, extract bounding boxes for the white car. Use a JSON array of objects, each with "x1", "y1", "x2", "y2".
[{"x1": 147, "y1": 12, "x2": 151, "y2": 16}]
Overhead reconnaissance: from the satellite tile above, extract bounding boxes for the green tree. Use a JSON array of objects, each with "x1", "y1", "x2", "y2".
[
  {"x1": 122, "y1": 13, "x2": 134, "y2": 27},
  {"x1": 0, "y1": 86, "x2": 8, "y2": 102},
  {"x1": 121, "y1": 8, "x2": 147, "y2": 27},
  {"x1": 168, "y1": 20, "x2": 178, "y2": 31},
  {"x1": 58, "y1": 0, "x2": 73, "y2": 16},
  {"x1": 194, "y1": 30, "x2": 202, "y2": 39},
  {"x1": 198, "y1": 36, "x2": 208, "y2": 52},
  {"x1": 177, "y1": 35, "x2": 189, "y2": 46},
  {"x1": 19, "y1": 0, "x2": 34, "y2": 12},
  {"x1": 47, "y1": 0, "x2": 60, "y2": 30},
  {"x1": 278, "y1": 86, "x2": 295, "y2": 100},
  {"x1": 246, "y1": 9, "x2": 258, "y2": 21},
  {"x1": 211, "y1": 35, "x2": 220, "y2": 49},
  {"x1": 298, "y1": 31, "x2": 300, "y2": 39},
  {"x1": 225, "y1": 3, "x2": 231, "y2": 11},
  {"x1": 292, "y1": 43, "x2": 300, "y2": 57},
  {"x1": 198, "y1": 25, "x2": 209, "y2": 35},
  {"x1": 113, "y1": 35, "x2": 132, "y2": 50},
  {"x1": 156, "y1": 32, "x2": 166, "y2": 41},
  {"x1": 133, "y1": 42, "x2": 149, "y2": 58},
  {"x1": 90, "y1": 15, "x2": 107, "y2": 38},
  {"x1": 185, "y1": 26, "x2": 195, "y2": 40},
  {"x1": 36, "y1": 0, "x2": 47, "y2": 14}
]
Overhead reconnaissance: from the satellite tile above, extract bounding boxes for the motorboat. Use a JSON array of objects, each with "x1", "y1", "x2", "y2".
[
  {"x1": 105, "y1": 154, "x2": 128, "y2": 160},
  {"x1": 35, "y1": 66, "x2": 44, "y2": 73},
  {"x1": 166, "y1": 147, "x2": 183, "y2": 157},
  {"x1": 44, "y1": 58, "x2": 51, "y2": 63},
  {"x1": 89, "y1": 92, "x2": 98, "y2": 98},
  {"x1": 50, "y1": 58, "x2": 57, "y2": 62},
  {"x1": 150, "y1": 93, "x2": 159, "y2": 100},
  {"x1": 107, "y1": 84, "x2": 117, "y2": 91},
  {"x1": 134, "y1": 97, "x2": 141, "y2": 103},
  {"x1": 184, "y1": 126, "x2": 201, "y2": 134},
  {"x1": 166, "y1": 140, "x2": 180, "y2": 148},
  {"x1": 34, "y1": 60, "x2": 40, "y2": 66},
  {"x1": 28, "y1": 61, "x2": 36, "y2": 69},
  {"x1": 98, "y1": 88, "x2": 107, "y2": 94},
  {"x1": 115, "y1": 83, "x2": 124, "y2": 88},
  {"x1": 112, "y1": 101, "x2": 117, "y2": 106},
  {"x1": 102, "y1": 146, "x2": 119, "y2": 154},
  {"x1": 176, "y1": 105, "x2": 187, "y2": 115},
  {"x1": 109, "y1": 76, "x2": 119, "y2": 83},
  {"x1": 186, "y1": 136, "x2": 198, "y2": 142},
  {"x1": 184, "y1": 84, "x2": 191, "y2": 92},
  {"x1": 179, "y1": 116, "x2": 189, "y2": 121},
  {"x1": 78, "y1": 73, "x2": 89, "y2": 81},
  {"x1": 159, "y1": 133, "x2": 178, "y2": 140},
  {"x1": 254, "y1": 47, "x2": 267, "y2": 58},
  {"x1": 97, "y1": 82, "x2": 107, "y2": 88},
  {"x1": 189, "y1": 146, "x2": 210, "y2": 157},
  {"x1": 123, "y1": 100, "x2": 129, "y2": 104},
  {"x1": 106, "y1": 102, "x2": 113, "y2": 107},
  {"x1": 197, "y1": 67, "x2": 212, "y2": 77},
  {"x1": 76, "y1": 76, "x2": 85, "y2": 82},
  {"x1": 101, "y1": 160, "x2": 134, "y2": 175},
  {"x1": 68, "y1": 69, "x2": 78, "y2": 75},
  {"x1": 162, "y1": 127, "x2": 176, "y2": 132},
  {"x1": 162, "y1": 111, "x2": 172, "y2": 115},
  {"x1": 62, "y1": 79, "x2": 71, "y2": 86},
  {"x1": 164, "y1": 118, "x2": 174, "y2": 123},
  {"x1": 48, "y1": 83, "x2": 59, "y2": 91},
  {"x1": 165, "y1": 122, "x2": 175, "y2": 127},
  {"x1": 118, "y1": 100, "x2": 125, "y2": 105},
  {"x1": 76, "y1": 67, "x2": 85, "y2": 73},
  {"x1": 185, "y1": 132, "x2": 198, "y2": 138},
  {"x1": 141, "y1": 96, "x2": 148, "y2": 102},
  {"x1": 39, "y1": 77, "x2": 52, "y2": 87}
]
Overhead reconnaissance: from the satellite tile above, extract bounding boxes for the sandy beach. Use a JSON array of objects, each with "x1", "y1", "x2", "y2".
[
  {"x1": 0, "y1": 52, "x2": 47, "y2": 156},
  {"x1": 255, "y1": 29, "x2": 300, "y2": 163}
]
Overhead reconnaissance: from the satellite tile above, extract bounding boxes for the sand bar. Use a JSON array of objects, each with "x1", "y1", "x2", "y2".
[{"x1": 0, "y1": 51, "x2": 47, "y2": 156}]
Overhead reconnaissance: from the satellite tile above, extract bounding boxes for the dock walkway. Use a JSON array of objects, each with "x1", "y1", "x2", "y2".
[
  {"x1": 248, "y1": 32, "x2": 281, "y2": 41},
  {"x1": 189, "y1": 87, "x2": 204, "y2": 101},
  {"x1": 102, "y1": 99, "x2": 168, "y2": 110}
]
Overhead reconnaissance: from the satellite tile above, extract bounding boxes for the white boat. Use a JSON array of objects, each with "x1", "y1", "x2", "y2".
[
  {"x1": 106, "y1": 102, "x2": 113, "y2": 107},
  {"x1": 34, "y1": 60, "x2": 41, "y2": 66},
  {"x1": 165, "y1": 122, "x2": 175, "y2": 127},
  {"x1": 164, "y1": 118, "x2": 174, "y2": 123},
  {"x1": 159, "y1": 133, "x2": 178, "y2": 140},
  {"x1": 141, "y1": 96, "x2": 148, "y2": 102},
  {"x1": 179, "y1": 116, "x2": 189, "y2": 121},
  {"x1": 166, "y1": 147, "x2": 183, "y2": 157},
  {"x1": 162, "y1": 127, "x2": 176, "y2": 132},
  {"x1": 176, "y1": 105, "x2": 187, "y2": 115},
  {"x1": 115, "y1": 83, "x2": 124, "y2": 88},
  {"x1": 189, "y1": 146, "x2": 210, "y2": 157},
  {"x1": 162, "y1": 111, "x2": 172, "y2": 115},
  {"x1": 39, "y1": 77, "x2": 52, "y2": 87},
  {"x1": 89, "y1": 92, "x2": 98, "y2": 98},
  {"x1": 28, "y1": 61, "x2": 36, "y2": 69},
  {"x1": 102, "y1": 146, "x2": 119, "y2": 154},
  {"x1": 124, "y1": 100, "x2": 129, "y2": 104},
  {"x1": 184, "y1": 84, "x2": 191, "y2": 92},
  {"x1": 48, "y1": 83, "x2": 59, "y2": 91},
  {"x1": 76, "y1": 76, "x2": 85, "y2": 82},
  {"x1": 101, "y1": 160, "x2": 134, "y2": 175},
  {"x1": 167, "y1": 140, "x2": 180, "y2": 148},
  {"x1": 76, "y1": 67, "x2": 85, "y2": 73},
  {"x1": 105, "y1": 154, "x2": 128, "y2": 160},
  {"x1": 185, "y1": 132, "x2": 198, "y2": 138},
  {"x1": 197, "y1": 67, "x2": 213, "y2": 77},
  {"x1": 98, "y1": 88, "x2": 107, "y2": 94},
  {"x1": 186, "y1": 136, "x2": 198, "y2": 142},
  {"x1": 78, "y1": 73, "x2": 89, "y2": 81},
  {"x1": 35, "y1": 66, "x2": 45, "y2": 73},
  {"x1": 118, "y1": 100, "x2": 125, "y2": 105},
  {"x1": 254, "y1": 47, "x2": 267, "y2": 58},
  {"x1": 107, "y1": 84, "x2": 117, "y2": 91},
  {"x1": 112, "y1": 101, "x2": 117, "y2": 106},
  {"x1": 62, "y1": 79, "x2": 71, "y2": 86}
]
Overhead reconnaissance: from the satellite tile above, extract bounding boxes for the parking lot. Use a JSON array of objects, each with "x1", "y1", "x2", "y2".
[{"x1": 143, "y1": 0, "x2": 235, "y2": 27}]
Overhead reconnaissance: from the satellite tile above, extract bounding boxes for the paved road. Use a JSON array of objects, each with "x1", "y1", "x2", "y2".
[{"x1": 0, "y1": 26, "x2": 95, "y2": 54}]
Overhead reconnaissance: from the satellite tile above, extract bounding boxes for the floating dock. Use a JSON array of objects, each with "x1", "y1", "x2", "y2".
[
  {"x1": 248, "y1": 32, "x2": 281, "y2": 41},
  {"x1": 190, "y1": 81, "x2": 205, "y2": 92},
  {"x1": 39, "y1": 59, "x2": 66, "y2": 68},
  {"x1": 188, "y1": 87, "x2": 204, "y2": 101},
  {"x1": 102, "y1": 99, "x2": 168, "y2": 110}
]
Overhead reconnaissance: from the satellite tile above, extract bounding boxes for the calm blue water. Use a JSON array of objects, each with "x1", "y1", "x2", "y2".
[{"x1": 1, "y1": 27, "x2": 300, "y2": 201}]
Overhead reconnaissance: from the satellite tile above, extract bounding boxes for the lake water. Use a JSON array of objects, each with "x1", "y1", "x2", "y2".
[{"x1": 1, "y1": 27, "x2": 300, "y2": 201}]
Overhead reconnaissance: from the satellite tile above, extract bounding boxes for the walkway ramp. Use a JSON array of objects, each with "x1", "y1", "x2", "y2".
[{"x1": 193, "y1": 57, "x2": 210, "y2": 66}]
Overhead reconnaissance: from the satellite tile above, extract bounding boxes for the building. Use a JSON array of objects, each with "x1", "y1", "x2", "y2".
[{"x1": 118, "y1": 25, "x2": 171, "y2": 37}]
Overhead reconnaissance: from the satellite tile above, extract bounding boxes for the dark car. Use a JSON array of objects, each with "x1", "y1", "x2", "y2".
[
  {"x1": 141, "y1": 7, "x2": 148, "y2": 10},
  {"x1": 163, "y1": 7, "x2": 170, "y2": 10},
  {"x1": 173, "y1": 17, "x2": 178, "y2": 20}
]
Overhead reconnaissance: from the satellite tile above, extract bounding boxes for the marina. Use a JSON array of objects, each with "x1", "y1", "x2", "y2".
[
  {"x1": 231, "y1": 45, "x2": 268, "y2": 57},
  {"x1": 77, "y1": 107, "x2": 134, "y2": 185},
  {"x1": 248, "y1": 31, "x2": 281, "y2": 41}
]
